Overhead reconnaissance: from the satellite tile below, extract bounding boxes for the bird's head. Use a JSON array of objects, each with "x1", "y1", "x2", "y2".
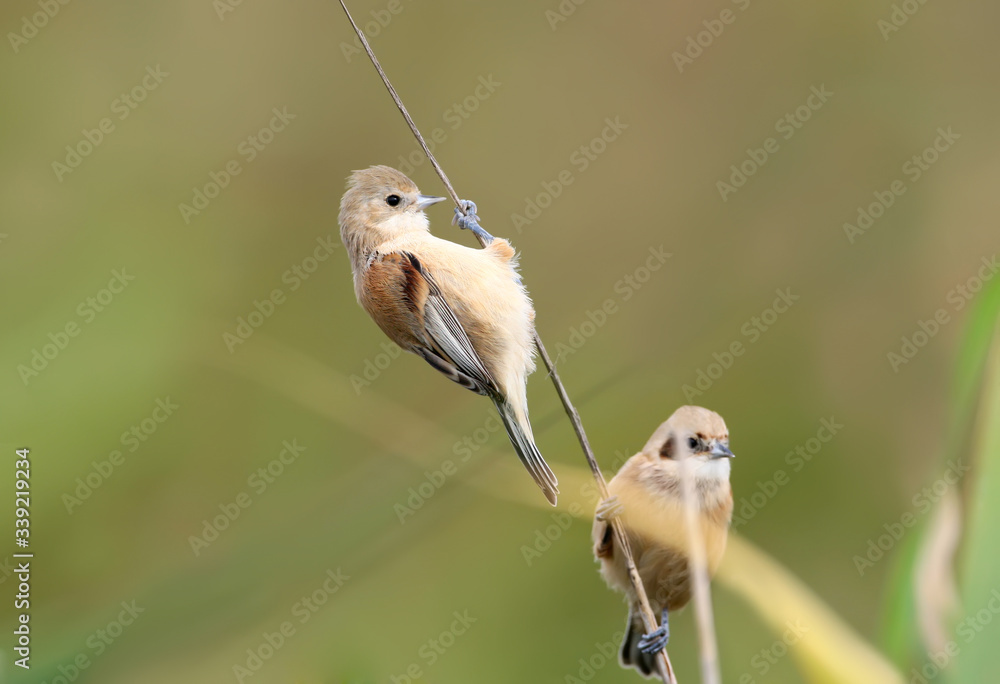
[
  {"x1": 339, "y1": 165, "x2": 445, "y2": 251},
  {"x1": 641, "y1": 405, "x2": 734, "y2": 485}
]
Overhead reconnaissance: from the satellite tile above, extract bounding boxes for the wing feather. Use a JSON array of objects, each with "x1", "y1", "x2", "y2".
[
  {"x1": 402, "y1": 253, "x2": 498, "y2": 393},
  {"x1": 366, "y1": 250, "x2": 497, "y2": 396}
]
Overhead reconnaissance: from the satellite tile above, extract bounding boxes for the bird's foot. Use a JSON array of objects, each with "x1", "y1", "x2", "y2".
[
  {"x1": 452, "y1": 199, "x2": 494, "y2": 244},
  {"x1": 595, "y1": 495, "x2": 624, "y2": 522},
  {"x1": 637, "y1": 609, "x2": 670, "y2": 655},
  {"x1": 637, "y1": 626, "x2": 668, "y2": 655}
]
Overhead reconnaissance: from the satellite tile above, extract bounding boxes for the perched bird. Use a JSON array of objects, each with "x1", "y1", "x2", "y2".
[
  {"x1": 338, "y1": 165, "x2": 559, "y2": 505},
  {"x1": 592, "y1": 406, "x2": 734, "y2": 678}
]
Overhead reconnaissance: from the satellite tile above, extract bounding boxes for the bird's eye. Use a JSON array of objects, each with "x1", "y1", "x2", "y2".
[
  {"x1": 687, "y1": 437, "x2": 699, "y2": 451},
  {"x1": 385, "y1": 194, "x2": 401, "y2": 207}
]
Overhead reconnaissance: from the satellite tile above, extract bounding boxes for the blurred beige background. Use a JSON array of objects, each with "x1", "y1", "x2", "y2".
[{"x1": 2, "y1": 0, "x2": 998, "y2": 682}]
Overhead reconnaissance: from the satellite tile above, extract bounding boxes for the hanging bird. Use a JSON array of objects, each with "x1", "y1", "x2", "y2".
[{"x1": 338, "y1": 165, "x2": 559, "y2": 505}]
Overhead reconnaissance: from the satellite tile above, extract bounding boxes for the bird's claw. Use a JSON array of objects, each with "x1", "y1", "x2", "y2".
[
  {"x1": 637, "y1": 608, "x2": 670, "y2": 654},
  {"x1": 452, "y1": 199, "x2": 494, "y2": 244},
  {"x1": 595, "y1": 495, "x2": 624, "y2": 522},
  {"x1": 637, "y1": 625, "x2": 669, "y2": 655},
  {"x1": 452, "y1": 199, "x2": 478, "y2": 225}
]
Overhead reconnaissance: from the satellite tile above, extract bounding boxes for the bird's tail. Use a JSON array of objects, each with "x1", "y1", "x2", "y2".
[
  {"x1": 492, "y1": 397, "x2": 559, "y2": 506},
  {"x1": 620, "y1": 608, "x2": 657, "y2": 679}
]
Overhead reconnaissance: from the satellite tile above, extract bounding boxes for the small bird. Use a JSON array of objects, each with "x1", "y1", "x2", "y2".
[
  {"x1": 338, "y1": 165, "x2": 559, "y2": 505},
  {"x1": 592, "y1": 405, "x2": 734, "y2": 678}
]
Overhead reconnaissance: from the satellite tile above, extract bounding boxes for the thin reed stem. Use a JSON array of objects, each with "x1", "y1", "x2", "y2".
[
  {"x1": 678, "y1": 458, "x2": 722, "y2": 684},
  {"x1": 338, "y1": 2, "x2": 680, "y2": 681}
]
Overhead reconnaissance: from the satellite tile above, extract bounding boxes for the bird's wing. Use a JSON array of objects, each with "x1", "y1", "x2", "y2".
[{"x1": 366, "y1": 250, "x2": 498, "y2": 396}]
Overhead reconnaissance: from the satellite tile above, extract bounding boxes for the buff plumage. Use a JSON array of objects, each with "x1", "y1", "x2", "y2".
[{"x1": 338, "y1": 166, "x2": 558, "y2": 505}]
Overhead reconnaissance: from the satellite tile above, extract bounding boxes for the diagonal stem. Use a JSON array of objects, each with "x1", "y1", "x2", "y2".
[
  {"x1": 338, "y1": 2, "x2": 676, "y2": 681},
  {"x1": 533, "y1": 337, "x2": 676, "y2": 683}
]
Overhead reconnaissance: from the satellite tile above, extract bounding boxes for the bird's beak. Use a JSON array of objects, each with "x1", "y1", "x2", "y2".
[
  {"x1": 710, "y1": 442, "x2": 734, "y2": 459},
  {"x1": 415, "y1": 194, "x2": 446, "y2": 210}
]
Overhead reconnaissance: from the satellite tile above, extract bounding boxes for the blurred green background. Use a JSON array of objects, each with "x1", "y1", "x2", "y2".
[{"x1": 2, "y1": 0, "x2": 999, "y2": 682}]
